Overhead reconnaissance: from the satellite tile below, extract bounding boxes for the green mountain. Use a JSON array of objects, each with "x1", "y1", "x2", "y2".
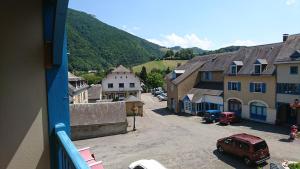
[{"x1": 67, "y1": 8, "x2": 164, "y2": 71}]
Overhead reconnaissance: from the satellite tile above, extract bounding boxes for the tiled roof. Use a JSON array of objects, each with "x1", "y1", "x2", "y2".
[
  {"x1": 170, "y1": 55, "x2": 217, "y2": 85},
  {"x1": 180, "y1": 88, "x2": 223, "y2": 101},
  {"x1": 225, "y1": 43, "x2": 283, "y2": 75},
  {"x1": 199, "y1": 52, "x2": 238, "y2": 72},
  {"x1": 88, "y1": 84, "x2": 102, "y2": 100},
  {"x1": 68, "y1": 72, "x2": 83, "y2": 81},
  {"x1": 275, "y1": 34, "x2": 300, "y2": 63},
  {"x1": 124, "y1": 95, "x2": 143, "y2": 103},
  {"x1": 112, "y1": 65, "x2": 131, "y2": 73}
]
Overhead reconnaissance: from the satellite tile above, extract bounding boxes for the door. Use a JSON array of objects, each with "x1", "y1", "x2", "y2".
[{"x1": 228, "y1": 99, "x2": 242, "y2": 117}]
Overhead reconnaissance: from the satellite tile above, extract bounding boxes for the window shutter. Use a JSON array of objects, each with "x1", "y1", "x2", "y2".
[
  {"x1": 238, "y1": 82, "x2": 241, "y2": 91},
  {"x1": 228, "y1": 82, "x2": 231, "y2": 90},
  {"x1": 262, "y1": 83, "x2": 266, "y2": 93},
  {"x1": 250, "y1": 83, "x2": 254, "y2": 92}
]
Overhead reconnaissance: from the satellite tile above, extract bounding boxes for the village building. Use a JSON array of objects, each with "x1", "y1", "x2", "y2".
[
  {"x1": 275, "y1": 34, "x2": 300, "y2": 125},
  {"x1": 223, "y1": 43, "x2": 283, "y2": 124},
  {"x1": 180, "y1": 52, "x2": 237, "y2": 115},
  {"x1": 165, "y1": 55, "x2": 215, "y2": 113},
  {"x1": 68, "y1": 72, "x2": 89, "y2": 104},
  {"x1": 102, "y1": 65, "x2": 142, "y2": 100}
]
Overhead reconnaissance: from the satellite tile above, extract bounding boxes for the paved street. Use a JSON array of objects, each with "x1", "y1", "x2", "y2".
[{"x1": 74, "y1": 93, "x2": 300, "y2": 169}]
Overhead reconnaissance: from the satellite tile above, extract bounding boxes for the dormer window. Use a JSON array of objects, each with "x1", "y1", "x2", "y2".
[
  {"x1": 231, "y1": 65, "x2": 237, "y2": 74},
  {"x1": 172, "y1": 70, "x2": 185, "y2": 79},
  {"x1": 254, "y1": 59, "x2": 267, "y2": 75},
  {"x1": 254, "y1": 64, "x2": 261, "y2": 74},
  {"x1": 230, "y1": 61, "x2": 243, "y2": 75}
]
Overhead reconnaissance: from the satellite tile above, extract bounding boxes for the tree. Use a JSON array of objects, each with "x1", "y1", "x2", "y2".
[
  {"x1": 139, "y1": 66, "x2": 147, "y2": 82},
  {"x1": 164, "y1": 50, "x2": 174, "y2": 59},
  {"x1": 165, "y1": 67, "x2": 171, "y2": 74},
  {"x1": 147, "y1": 72, "x2": 164, "y2": 88}
]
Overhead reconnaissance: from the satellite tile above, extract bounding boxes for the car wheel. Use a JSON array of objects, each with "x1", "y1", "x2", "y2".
[
  {"x1": 243, "y1": 156, "x2": 251, "y2": 166},
  {"x1": 217, "y1": 146, "x2": 224, "y2": 153}
]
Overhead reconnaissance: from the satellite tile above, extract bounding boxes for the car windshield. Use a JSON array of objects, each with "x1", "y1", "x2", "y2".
[
  {"x1": 254, "y1": 141, "x2": 267, "y2": 152},
  {"x1": 220, "y1": 114, "x2": 226, "y2": 118}
]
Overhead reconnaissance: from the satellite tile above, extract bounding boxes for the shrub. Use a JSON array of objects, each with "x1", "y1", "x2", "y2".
[{"x1": 289, "y1": 162, "x2": 300, "y2": 169}]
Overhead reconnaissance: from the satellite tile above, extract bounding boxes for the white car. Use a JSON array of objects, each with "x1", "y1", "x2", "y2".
[{"x1": 128, "y1": 159, "x2": 167, "y2": 169}]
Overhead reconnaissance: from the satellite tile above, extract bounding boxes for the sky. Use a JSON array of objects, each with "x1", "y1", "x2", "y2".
[{"x1": 69, "y1": 0, "x2": 300, "y2": 50}]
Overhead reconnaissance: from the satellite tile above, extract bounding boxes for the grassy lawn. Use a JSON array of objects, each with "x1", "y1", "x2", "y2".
[{"x1": 132, "y1": 60, "x2": 187, "y2": 73}]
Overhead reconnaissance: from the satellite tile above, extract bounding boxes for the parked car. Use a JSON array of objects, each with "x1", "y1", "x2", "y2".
[
  {"x1": 203, "y1": 110, "x2": 221, "y2": 123},
  {"x1": 128, "y1": 159, "x2": 167, "y2": 169},
  {"x1": 157, "y1": 93, "x2": 167, "y2": 101},
  {"x1": 219, "y1": 112, "x2": 240, "y2": 125},
  {"x1": 216, "y1": 133, "x2": 270, "y2": 166}
]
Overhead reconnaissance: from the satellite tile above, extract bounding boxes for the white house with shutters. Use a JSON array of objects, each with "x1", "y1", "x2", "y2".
[{"x1": 102, "y1": 65, "x2": 142, "y2": 100}]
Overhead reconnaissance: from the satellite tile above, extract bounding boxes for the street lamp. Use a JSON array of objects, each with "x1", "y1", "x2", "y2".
[{"x1": 132, "y1": 105, "x2": 138, "y2": 131}]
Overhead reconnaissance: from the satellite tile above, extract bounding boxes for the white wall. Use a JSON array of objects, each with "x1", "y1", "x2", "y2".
[
  {"x1": 102, "y1": 72, "x2": 141, "y2": 92},
  {"x1": 277, "y1": 63, "x2": 300, "y2": 83},
  {"x1": 0, "y1": 1, "x2": 50, "y2": 169}
]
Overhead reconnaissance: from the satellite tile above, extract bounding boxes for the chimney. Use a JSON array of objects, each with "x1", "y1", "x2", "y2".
[{"x1": 283, "y1": 34, "x2": 289, "y2": 42}]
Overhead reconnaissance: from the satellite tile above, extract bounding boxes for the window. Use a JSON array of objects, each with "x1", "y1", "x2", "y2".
[
  {"x1": 228, "y1": 82, "x2": 241, "y2": 91},
  {"x1": 250, "y1": 102, "x2": 267, "y2": 121},
  {"x1": 254, "y1": 64, "x2": 261, "y2": 74},
  {"x1": 203, "y1": 72, "x2": 212, "y2": 80},
  {"x1": 277, "y1": 83, "x2": 300, "y2": 95},
  {"x1": 130, "y1": 83, "x2": 135, "y2": 88},
  {"x1": 108, "y1": 83, "x2": 113, "y2": 88},
  {"x1": 119, "y1": 83, "x2": 124, "y2": 88},
  {"x1": 290, "y1": 66, "x2": 298, "y2": 75},
  {"x1": 249, "y1": 82, "x2": 266, "y2": 93},
  {"x1": 184, "y1": 101, "x2": 192, "y2": 111},
  {"x1": 231, "y1": 65, "x2": 237, "y2": 74},
  {"x1": 224, "y1": 138, "x2": 232, "y2": 145}
]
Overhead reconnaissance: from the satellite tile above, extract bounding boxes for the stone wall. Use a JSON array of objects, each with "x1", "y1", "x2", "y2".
[{"x1": 70, "y1": 102, "x2": 127, "y2": 140}]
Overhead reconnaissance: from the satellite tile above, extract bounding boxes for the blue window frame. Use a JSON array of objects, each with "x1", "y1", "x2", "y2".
[
  {"x1": 250, "y1": 102, "x2": 267, "y2": 121},
  {"x1": 290, "y1": 66, "x2": 298, "y2": 75},
  {"x1": 249, "y1": 82, "x2": 266, "y2": 93},
  {"x1": 228, "y1": 82, "x2": 241, "y2": 91},
  {"x1": 277, "y1": 83, "x2": 300, "y2": 95}
]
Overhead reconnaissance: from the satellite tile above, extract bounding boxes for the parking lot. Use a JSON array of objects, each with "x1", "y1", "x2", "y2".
[{"x1": 74, "y1": 93, "x2": 300, "y2": 169}]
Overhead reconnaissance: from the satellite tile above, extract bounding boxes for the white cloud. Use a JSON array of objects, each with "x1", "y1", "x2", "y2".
[
  {"x1": 121, "y1": 25, "x2": 140, "y2": 35},
  {"x1": 223, "y1": 40, "x2": 260, "y2": 47},
  {"x1": 286, "y1": 0, "x2": 297, "y2": 5},
  {"x1": 147, "y1": 33, "x2": 213, "y2": 50}
]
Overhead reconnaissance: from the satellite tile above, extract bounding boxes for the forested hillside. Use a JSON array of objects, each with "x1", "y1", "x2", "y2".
[{"x1": 67, "y1": 9, "x2": 164, "y2": 71}]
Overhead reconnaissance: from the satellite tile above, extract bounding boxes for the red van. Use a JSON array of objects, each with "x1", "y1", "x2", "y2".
[
  {"x1": 219, "y1": 112, "x2": 240, "y2": 125},
  {"x1": 216, "y1": 133, "x2": 270, "y2": 165}
]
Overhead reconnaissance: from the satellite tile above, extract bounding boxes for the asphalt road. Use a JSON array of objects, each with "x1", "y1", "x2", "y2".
[{"x1": 74, "y1": 93, "x2": 300, "y2": 169}]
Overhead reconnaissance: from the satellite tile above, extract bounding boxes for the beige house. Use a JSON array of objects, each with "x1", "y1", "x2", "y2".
[
  {"x1": 68, "y1": 72, "x2": 89, "y2": 104},
  {"x1": 180, "y1": 52, "x2": 237, "y2": 114},
  {"x1": 165, "y1": 55, "x2": 214, "y2": 113},
  {"x1": 275, "y1": 34, "x2": 300, "y2": 125},
  {"x1": 224, "y1": 43, "x2": 283, "y2": 124}
]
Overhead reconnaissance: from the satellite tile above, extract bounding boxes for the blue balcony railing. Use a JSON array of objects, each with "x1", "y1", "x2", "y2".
[{"x1": 55, "y1": 123, "x2": 90, "y2": 169}]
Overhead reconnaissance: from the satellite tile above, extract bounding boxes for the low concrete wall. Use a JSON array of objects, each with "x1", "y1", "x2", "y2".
[{"x1": 70, "y1": 102, "x2": 127, "y2": 140}]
